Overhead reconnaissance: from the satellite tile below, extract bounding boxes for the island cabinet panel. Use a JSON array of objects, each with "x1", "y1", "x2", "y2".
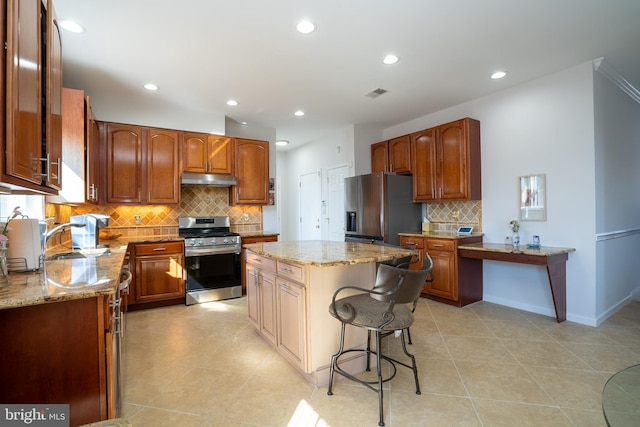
[
  {"x1": 246, "y1": 249, "x2": 376, "y2": 387},
  {"x1": 246, "y1": 252, "x2": 277, "y2": 345},
  {"x1": 0, "y1": 296, "x2": 110, "y2": 426},
  {"x1": 411, "y1": 117, "x2": 481, "y2": 202},
  {"x1": 230, "y1": 138, "x2": 269, "y2": 205},
  {"x1": 259, "y1": 270, "x2": 278, "y2": 345},
  {"x1": 246, "y1": 263, "x2": 261, "y2": 328},
  {"x1": 276, "y1": 277, "x2": 307, "y2": 371},
  {"x1": 241, "y1": 235, "x2": 278, "y2": 294},
  {"x1": 399, "y1": 234, "x2": 483, "y2": 307}
]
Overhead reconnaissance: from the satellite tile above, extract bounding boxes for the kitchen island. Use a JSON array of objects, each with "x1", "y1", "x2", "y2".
[{"x1": 244, "y1": 240, "x2": 416, "y2": 386}]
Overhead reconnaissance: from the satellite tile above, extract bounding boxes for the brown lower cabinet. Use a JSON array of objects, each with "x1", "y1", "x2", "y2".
[
  {"x1": 241, "y1": 235, "x2": 279, "y2": 294},
  {"x1": 0, "y1": 296, "x2": 113, "y2": 426},
  {"x1": 400, "y1": 234, "x2": 483, "y2": 307},
  {"x1": 129, "y1": 241, "x2": 186, "y2": 310}
]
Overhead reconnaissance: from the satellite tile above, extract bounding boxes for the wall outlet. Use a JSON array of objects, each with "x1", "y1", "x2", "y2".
[
  {"x1": 243, "y1": 213, "x2": 249, "y2": 221},
  {"x1": 134, "y1": 215, "x2": 142, "y2": 225}
]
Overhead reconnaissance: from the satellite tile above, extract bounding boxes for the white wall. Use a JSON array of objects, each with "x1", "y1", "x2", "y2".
[
  {"x1": 382, "y1": 62, "x2": 598, "y2": 324},
  {"x1": 353, "y1": 124, "x2": 383, "y2": 175},
  {"x1": 92, "y1": 98, "x2": 227, "y2": 135},
  {"x1": 277, "y1": 127, "x2": 356, "y2": 241},
  {"x1": 593, "y1": 63, "x2": 640, "y2": 321}
]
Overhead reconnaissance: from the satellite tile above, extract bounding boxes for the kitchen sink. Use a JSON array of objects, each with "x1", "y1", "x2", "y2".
[{"x1": 46, "y1": 248, "x2": 112, "y2": 261}]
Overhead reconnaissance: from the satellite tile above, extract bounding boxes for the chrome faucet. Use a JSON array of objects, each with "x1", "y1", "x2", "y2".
[{"x1": 45, "y1": 223, "x2": 86, "y2": 243}]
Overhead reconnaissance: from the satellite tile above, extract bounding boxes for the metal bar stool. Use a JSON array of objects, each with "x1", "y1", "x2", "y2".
[{"x1": 327, "y1": 261, "x2": 431, "y2": 426}]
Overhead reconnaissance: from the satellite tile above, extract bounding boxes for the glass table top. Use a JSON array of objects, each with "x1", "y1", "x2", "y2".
[{"x1": 602, "y1": 364, "x2": 640, "y2": 426}]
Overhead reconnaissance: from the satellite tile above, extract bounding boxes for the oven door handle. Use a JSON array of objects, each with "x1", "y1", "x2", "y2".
[{"x1": 185, "y1": 246, "x2": 241, "y2": 257}]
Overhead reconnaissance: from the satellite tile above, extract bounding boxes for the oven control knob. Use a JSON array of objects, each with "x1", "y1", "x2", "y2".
[
  {"x1": 188, "y1": 239, "x2": 196, "y2": 246},
  {"x1": 197, "y1": 239, "x2": 204, "y2": 246},
  {"x1": 211, "y1": 238, "x2": 217, "y2": 245},
  {"x1": 223, "y1": 238, "x2": 230, "y2": 244}
]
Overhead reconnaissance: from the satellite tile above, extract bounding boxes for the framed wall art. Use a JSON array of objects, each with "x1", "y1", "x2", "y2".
[{"x1": 519, "y1": 174, "x2": 546, "y2": 221}]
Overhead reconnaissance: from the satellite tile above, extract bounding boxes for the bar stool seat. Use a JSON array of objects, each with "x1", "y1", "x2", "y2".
[{"x1": 327, "y1": 261, "x2": 431, "y2": 426}]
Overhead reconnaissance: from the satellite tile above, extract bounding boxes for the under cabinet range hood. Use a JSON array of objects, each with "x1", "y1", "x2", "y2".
[{"x1": 181, "y1": 172, "x2": 237, "y2": 187}]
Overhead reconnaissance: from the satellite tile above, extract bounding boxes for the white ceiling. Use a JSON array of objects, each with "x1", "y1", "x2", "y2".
[{"x1": 54, "y1": 0, "x2": 640, "y2": 150}]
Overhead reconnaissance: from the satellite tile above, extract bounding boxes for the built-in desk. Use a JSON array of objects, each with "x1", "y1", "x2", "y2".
[{"x1": 457, "y1": 243, "x2": 575, "y2": 323}]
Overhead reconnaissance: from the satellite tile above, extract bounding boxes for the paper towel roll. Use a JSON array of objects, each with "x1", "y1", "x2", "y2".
[{"x1": 8, "y1": 218, "x2": 42, "y2": 271}]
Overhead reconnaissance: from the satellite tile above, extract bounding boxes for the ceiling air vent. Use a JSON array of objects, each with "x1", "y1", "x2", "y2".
[{"x1": 365, "y1": 88, "x2": 388, "y2": 99}]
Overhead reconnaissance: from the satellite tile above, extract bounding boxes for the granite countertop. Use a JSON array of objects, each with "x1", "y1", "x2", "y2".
[
  {"x1": 399, "y1": 231, "x2": 484, "y2": 239},
  {"x1": 0, "y1": 236, "x2": 183, "y2": 311},
  {"x1": 458, "y1": 242, "x2": 576, "y2": 256},
  {"x1": 243, "y1": 240, "x2": 416, "y2": 267}
]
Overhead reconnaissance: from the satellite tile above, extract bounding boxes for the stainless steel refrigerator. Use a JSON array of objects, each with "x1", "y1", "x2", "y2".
[{"x1": 344, "y1": 172, "x2": 421, "y2": 246}]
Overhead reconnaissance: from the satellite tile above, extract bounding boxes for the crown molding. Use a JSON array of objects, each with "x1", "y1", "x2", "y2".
[{"x1": 593, "y1": 58, "x2": 640, "y2": 104}]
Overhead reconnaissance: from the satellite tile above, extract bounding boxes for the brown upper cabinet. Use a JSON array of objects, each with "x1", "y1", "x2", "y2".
[
  {"x1": 103, "y1": 123, "x2": 180, "y2": 205},
  {"x1": 47, "y1": 88, "x2": 87, "y2": 204},
  {"x1": 231, "y1": 138, "x2": 269, "y2": 205},
  {"x1": 411, "y1": 118, "x2": 481, "y2": 201},
  {"x1": 371, "y1": 135, "x2": 412, "y2": 174},
  {"x1": 2, "y1": 0, "x2": 62, "y2": 194},
  {"x1": 86, "y1": 97, "x2": 100, "y2": 203},
  {"x1": 45, "y1": 2, "x2": 63, "y2": 190},
  {"x1": 183, "y1": 133, "x2": 233, "y2": 174}
]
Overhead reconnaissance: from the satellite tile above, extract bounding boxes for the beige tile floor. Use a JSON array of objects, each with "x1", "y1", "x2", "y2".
[{"x1": 121, "y1": 298, "x2": 640, "y2": 426}]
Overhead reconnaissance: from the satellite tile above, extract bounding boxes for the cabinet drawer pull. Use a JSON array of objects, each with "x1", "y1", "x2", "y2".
[
  {"x1": 280, "y1": 283, "x2": 290, "y2": 290},
  {"x1": 432, "y1": 244, "x2": 444, "y2": 247},
  {"x1": 152, "y1": 247, "x2": 167, "y2": 251},
  {"x1": 281, "y1": 267, "x2": 293, "y2": 273},
  {"x1": 404, "y1": 241, "x2": 416, "y2": 245},
  {"x1": 253, "y1": 258, "x2": 262, "y2": 263}
]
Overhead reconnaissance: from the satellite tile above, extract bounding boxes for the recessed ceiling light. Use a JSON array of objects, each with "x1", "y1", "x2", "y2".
[
  {"x1": 294, "y1": 110, "x2": 305, "y2": 117},
  {"x1": 382, "y1": 55, "x2": 399, "y2": 65},
  {"x1": 296, "y1": 20, "x2": 315, "y2": 34},
  {"x1": 276, "y1": 140, "x2": 289, "y2": 146},
  {"x1": 59, "y1": 20, "x2": 85, "y2": 33},
  {"x1": 491, "y1": 71, "x2": 506, "y2": 79},
  {"x1": 227, "y1": 99, "x2": 238, "y2": 106},
  {"x1": 143, "y1": 83, "x2": 158, "y2": 91}
]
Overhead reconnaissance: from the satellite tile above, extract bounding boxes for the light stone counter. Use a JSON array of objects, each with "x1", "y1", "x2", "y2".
[
  {"x1": 242, "y1": 240, "x2": 417, "y2": 267},
  {"x1": 244, "y1": 240, "x2": 419, "y2": 387},
  {"x1": 399, "y1": 231, "x2": 485, "y2": 240},
  {"x1": 0, "y1": 236, "x2": 183, "y2": 311}
]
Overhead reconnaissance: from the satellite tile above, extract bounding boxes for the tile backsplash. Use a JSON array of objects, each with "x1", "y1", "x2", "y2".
[
  {"x1": 426, "y1": 200, "x2": 482, "y2": 232},
  {"x1": 45, "y1": 186, "x2": 263, "y2": 239}
]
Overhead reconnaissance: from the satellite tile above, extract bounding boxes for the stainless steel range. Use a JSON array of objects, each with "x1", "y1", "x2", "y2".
[{"x1": 179, "y1": 216, "x2": 242, "y2": 305}]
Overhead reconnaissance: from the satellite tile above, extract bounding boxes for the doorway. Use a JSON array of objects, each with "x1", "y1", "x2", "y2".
[
  {"x1": 299, "y1": 171, "x2": 322, "y2": 240},
  {"x1": 326, "y1": 165, "x2": 349, "y2": 241}
]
